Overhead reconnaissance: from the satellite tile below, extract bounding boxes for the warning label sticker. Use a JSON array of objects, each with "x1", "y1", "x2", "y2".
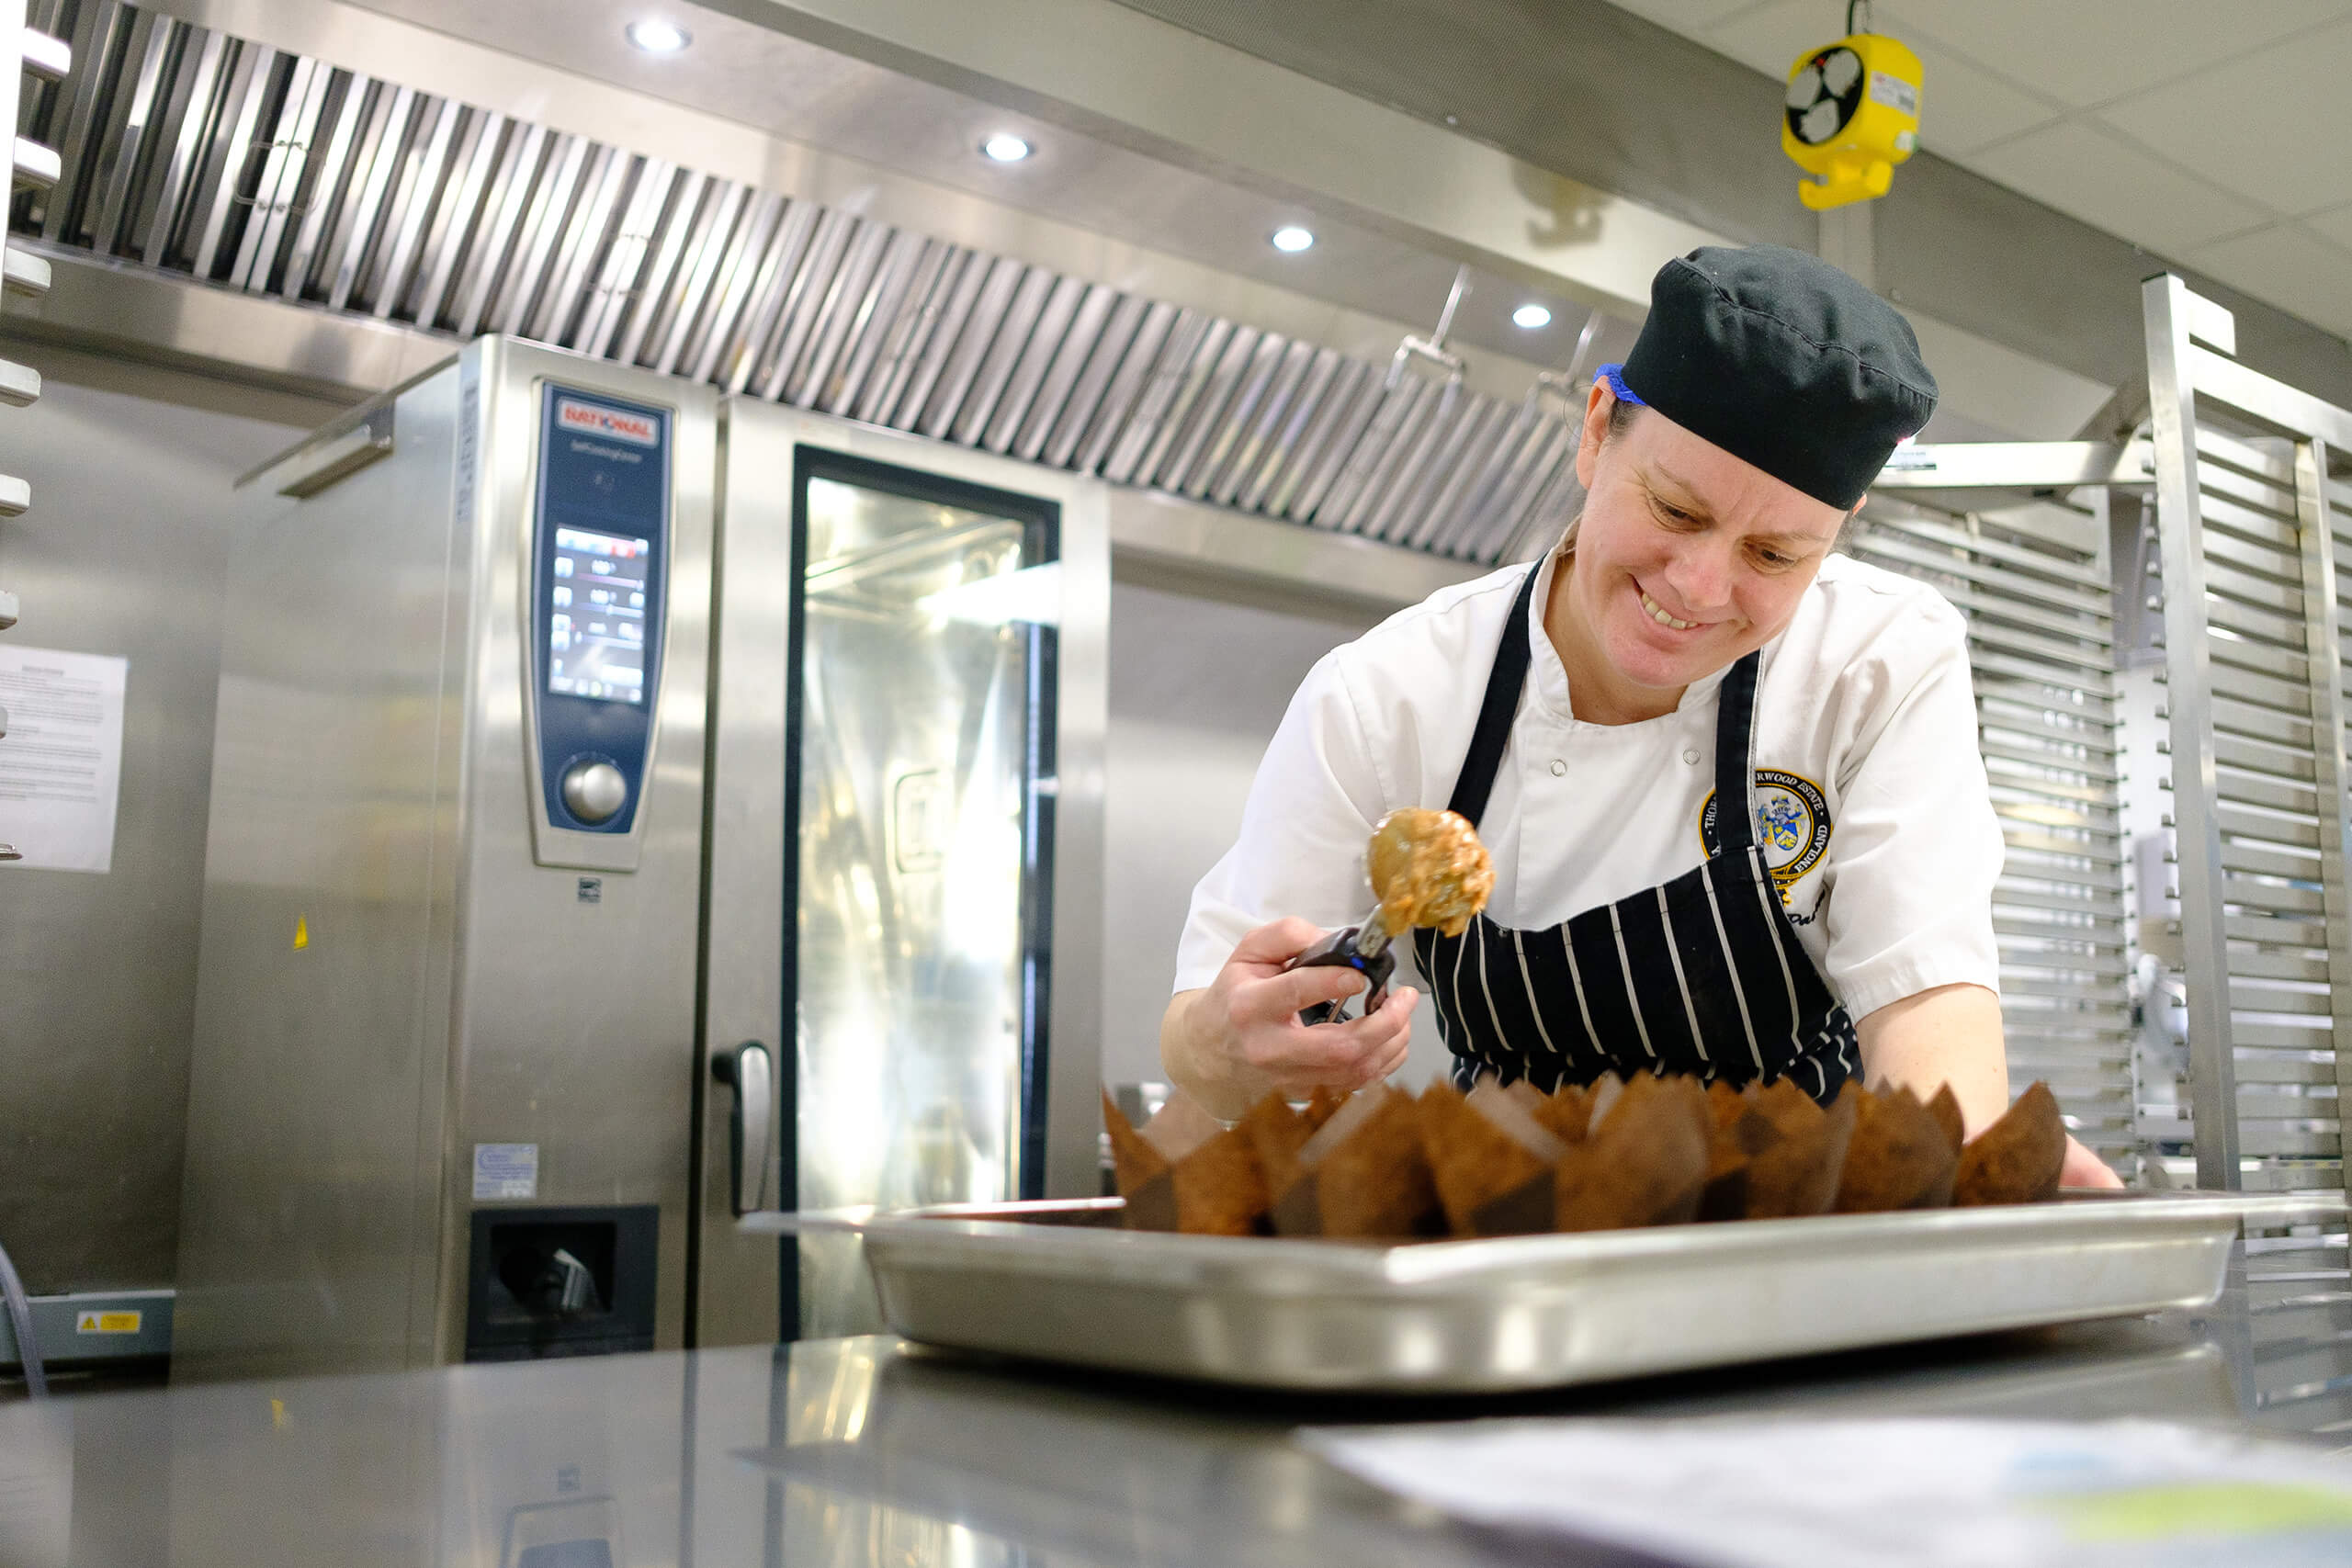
[
  {"x1": 75, "y1": 1310, "x2": 141, "y2": 1335},
  {"x1": 473, "y1": 1143, "x2": 539, "y2": 1201}
]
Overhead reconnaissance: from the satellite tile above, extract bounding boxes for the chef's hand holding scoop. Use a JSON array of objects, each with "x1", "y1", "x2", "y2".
[
  {"x1": 1162, "y1": 809, "x2": 1491, "y2": 1117},
  {"x1": 1290, "y1": 809, "x2": 1496, "y2": 1024}
]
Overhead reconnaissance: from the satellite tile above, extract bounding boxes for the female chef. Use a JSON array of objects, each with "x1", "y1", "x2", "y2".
[{"x1": 1161, "y1": 243, "x2": 2119, "y2": 1188}]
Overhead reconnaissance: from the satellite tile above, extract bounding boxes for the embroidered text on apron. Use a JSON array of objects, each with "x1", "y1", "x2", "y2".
[{"x1": 1415, "y1": 564, "x2": 1860, "y2": 1101}]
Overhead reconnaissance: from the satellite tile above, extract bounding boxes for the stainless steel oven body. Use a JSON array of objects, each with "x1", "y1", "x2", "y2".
[{"x1": 175, "y1": 339, "x2": 1102, "y2": 1376}]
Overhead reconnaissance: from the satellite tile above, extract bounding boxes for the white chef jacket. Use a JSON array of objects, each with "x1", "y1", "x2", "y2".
[{"x1": 1175, "y1": 548, "x2": 2005, "y2": 1023}]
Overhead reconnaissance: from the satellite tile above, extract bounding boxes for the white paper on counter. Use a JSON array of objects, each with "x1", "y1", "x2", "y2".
[
  {"x1": 1305, "y1": 1416, "x2": 2352, "y2": 1568},
  {"x1": 0, "y1": 645, "x2": 128, "y2": 874}
]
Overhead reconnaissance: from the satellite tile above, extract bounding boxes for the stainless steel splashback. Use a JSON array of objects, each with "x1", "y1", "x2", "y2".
[{"x1": 10, "y1": 0, "x2": 1583, "y2": 567}]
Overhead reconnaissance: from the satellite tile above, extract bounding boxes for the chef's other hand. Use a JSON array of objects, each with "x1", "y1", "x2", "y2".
[
  {"x1": 2059, "y1": 1133, "x2": 2125, "y2": 1190},
  {"x1": 1160, "y1": 918, "x2": 1418, "y2": 1122}
]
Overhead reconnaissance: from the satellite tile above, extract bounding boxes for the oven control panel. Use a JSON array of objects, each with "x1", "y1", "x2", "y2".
[{"x1": 527, "y1": 384, "x2": 670, "y2": 869}]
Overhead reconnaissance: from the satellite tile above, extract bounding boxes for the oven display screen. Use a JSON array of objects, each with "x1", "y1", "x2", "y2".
[{"x1": 548, "y1": 526, "x2": 650, "y2": 705}]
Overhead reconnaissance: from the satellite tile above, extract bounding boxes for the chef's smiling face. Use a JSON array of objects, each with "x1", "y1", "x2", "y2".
[{"x1": 1553, "y1": 383, "x2": 1853, "y2": 722}]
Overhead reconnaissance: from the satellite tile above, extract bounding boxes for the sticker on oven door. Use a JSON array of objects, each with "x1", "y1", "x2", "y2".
[{"x1": 473, "y1": 1143, "x2": 539, "y2": 1201}]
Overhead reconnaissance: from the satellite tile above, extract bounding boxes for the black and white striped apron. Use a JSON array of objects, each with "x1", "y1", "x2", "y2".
[{"x1": 1415, "y1": 564, "x2": 1860, "y2": 1102}]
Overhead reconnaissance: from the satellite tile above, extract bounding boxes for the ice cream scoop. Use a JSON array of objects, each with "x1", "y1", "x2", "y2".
[{"x1": 1290, "y1": 808, "x2": 1496, "y2": 1024}]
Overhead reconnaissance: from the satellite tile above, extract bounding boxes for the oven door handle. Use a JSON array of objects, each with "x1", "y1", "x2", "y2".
[{"x1": 711, "y1": 1040, "x2": 774, "y2": 1215}]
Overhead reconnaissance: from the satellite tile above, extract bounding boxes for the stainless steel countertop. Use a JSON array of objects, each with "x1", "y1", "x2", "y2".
[{"x1": 2, "y1": 1246, "x2": 2346, "y2": 1567}]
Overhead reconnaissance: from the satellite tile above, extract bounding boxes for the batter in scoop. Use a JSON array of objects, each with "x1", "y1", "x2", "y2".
[{"x1": 1366, "y1": 808, "x2": 1494, "y2": 940}]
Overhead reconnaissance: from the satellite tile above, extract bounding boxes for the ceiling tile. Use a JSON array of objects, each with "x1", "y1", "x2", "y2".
[
  {"x1": 1678, "y1": 0, "x2": 1828, "y2": 80},
  {"x1": 1890, "y1": 31, "x2": 2064, "y2": 155},
  {"x1": 2098, "y1": 19, "x2": 2352, "y2": 215},
  {"x1": 2306, "y1": 202, "x2": 2352, "y2": 251},
  {"x1": 2188, "y1": 225, "x2": 2352, "y2": 340},
  {"x1": 1620, "y1": 1, "x2": 2091, "y2": 155},
  {"x1": 1957, "y1": 121, "x2": 2271, "y2": 258},
  {"x1": 1872, "y1": 0, "x2": 2350, "y2": 107}
]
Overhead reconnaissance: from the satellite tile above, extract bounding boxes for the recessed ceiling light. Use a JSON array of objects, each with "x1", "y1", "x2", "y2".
[
  {"x1": 626, "y1": 18, "x2": 690, "y2": 54},
  {"x1": 1271, "y1": 226, "x2": 1315, "y2": 254},
  {"x1": 982, "y1": 133, "x2": 1033, "y2": 164},
  {"x1": 1512, "y1": 303, "x2": 1554, "y2": 330}
]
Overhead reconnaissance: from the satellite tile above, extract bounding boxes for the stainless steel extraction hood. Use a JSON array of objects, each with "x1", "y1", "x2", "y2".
[{"x1": 10, "y1": 0, "x2": 1600, "y2": 564}]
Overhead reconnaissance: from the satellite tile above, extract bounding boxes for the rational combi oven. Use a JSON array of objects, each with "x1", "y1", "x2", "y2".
[{"x1": 175, "y1": 337, "x2": 1105, "y2": 1378}]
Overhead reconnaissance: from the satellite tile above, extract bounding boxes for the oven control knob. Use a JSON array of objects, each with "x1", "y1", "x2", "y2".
[{"x1": 561, "y1": 761, "x2": 628, "y2": 825}]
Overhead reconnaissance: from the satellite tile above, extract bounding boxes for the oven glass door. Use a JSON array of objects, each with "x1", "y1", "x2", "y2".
[{"x1": 789, "y1": 450, "x2": 1057, "y2": 1337}]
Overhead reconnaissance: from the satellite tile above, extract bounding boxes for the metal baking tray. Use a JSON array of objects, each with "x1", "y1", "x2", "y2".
[{"x1": 765, "y1": 1191, "x2": 2343, "y2": 1393}]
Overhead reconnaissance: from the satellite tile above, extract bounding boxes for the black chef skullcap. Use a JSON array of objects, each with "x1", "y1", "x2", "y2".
[{"x1": 1611, "y1": 244, "x2": 1936, "y2": 510}]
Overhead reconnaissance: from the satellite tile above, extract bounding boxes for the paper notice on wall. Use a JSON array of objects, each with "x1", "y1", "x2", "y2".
[{"x1": 0, "y1": 645, "x2": 129, "y2": 874}]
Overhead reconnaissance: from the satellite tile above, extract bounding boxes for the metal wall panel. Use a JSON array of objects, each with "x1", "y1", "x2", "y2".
[
  {"x1": 0, "y1": 357, "x2": 322, "y2": 1296},
  {"x1": 8, "y1": 0, "x2": 1572, "y2": 564}
]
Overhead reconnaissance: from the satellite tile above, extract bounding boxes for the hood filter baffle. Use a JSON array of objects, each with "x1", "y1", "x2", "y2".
[{"x1": 6, "y1": 0, "x2": 1582, "y2": 569}]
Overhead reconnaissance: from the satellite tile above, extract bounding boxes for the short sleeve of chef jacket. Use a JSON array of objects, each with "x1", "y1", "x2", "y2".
[{"x1": 1174, "y1": 551, "x2": 2006, "y2": 1025}]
